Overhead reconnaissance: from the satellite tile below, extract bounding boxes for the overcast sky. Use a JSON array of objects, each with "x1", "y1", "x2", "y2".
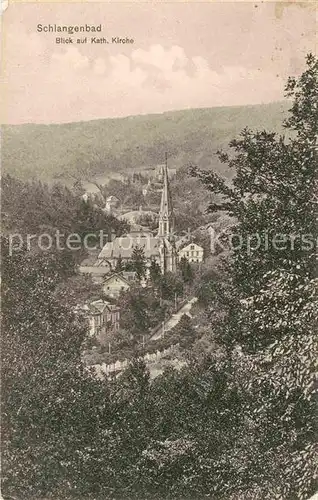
[{"x1": 1, "y1": 1, "x2": 315, "y2": 124}]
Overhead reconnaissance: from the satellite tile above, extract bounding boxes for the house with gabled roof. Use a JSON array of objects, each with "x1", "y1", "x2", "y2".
[
  {"x1": 178, "y1": 242, "x2": 204, "y2": 263},
  {"x1": 102, "y1": 271, "x2": 137, "y2": 298},
  {"x1": 105, "y1": 195, "x2": 120, "y2": 213},
  {"x1": 79, "y1": 255, "x2": 112, "y2": 283},
  {"x1": 77, "y1": 299, "x2": 121, "y2": 337}
]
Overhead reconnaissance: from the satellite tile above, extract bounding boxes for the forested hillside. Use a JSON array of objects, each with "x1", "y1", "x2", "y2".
[
  {"x1": 2, "y1": 102, "x2": 288, "y2": 182},
  {"x1": 1, "y1": 175, "x2": 128, "y2": 248}
]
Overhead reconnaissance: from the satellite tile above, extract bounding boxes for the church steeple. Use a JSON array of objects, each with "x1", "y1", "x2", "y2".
[{"x1": 158, "y1": 153, "x2": 174, "y2": 238}]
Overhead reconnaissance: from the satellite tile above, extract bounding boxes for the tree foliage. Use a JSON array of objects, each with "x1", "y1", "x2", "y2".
[
  {"x1": 2, "y1": 175, "x2": 128, "y2": 245},
  {"x1": 178, "y1": 256, "x2": 194, "y2": 283},
  {"x1": 125, "y1": 245, "x2": 147, "y2": 278},
  {"x1": 1, "y1": 241, "x2": 112, "y2": 499},
  {"x1": 191, "y1": 53, "x2": 317, "y2": 498}
]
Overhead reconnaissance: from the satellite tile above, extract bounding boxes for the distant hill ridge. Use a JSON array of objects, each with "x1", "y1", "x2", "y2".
[{"x1": 2, "y1": 102, "x2": 289, "y2": 182}]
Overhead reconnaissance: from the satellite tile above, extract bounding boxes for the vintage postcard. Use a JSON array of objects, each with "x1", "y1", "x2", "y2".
[{"x1": 1, "y1": 1, "x2": 317, "y2": 499}]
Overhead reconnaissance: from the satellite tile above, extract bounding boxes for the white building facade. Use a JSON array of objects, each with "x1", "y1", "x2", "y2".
[{"x1": 178, "y1": 243, "x2": 204, "y2": 263}]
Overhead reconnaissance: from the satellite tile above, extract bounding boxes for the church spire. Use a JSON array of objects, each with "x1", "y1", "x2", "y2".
[{"x1": 158, "y1": 153, "x2": 174, "y2": 238}]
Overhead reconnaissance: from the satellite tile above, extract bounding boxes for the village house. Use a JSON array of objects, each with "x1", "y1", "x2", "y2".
[
  {"x1": 79, "y1": 299, "x2": 121, "y2": 337},
  {"x1": 79, "y1": 257, "x2": 112, "y2": 283},
  {"x1": 178, "y1": 242, "x2": 204, "y2": 263},
  {"x1": 102, "y1": 271, "x2": 137, "y2": 298},
  {"x1": 104, "y1": 195, "x2": 120, "y2": 213}
]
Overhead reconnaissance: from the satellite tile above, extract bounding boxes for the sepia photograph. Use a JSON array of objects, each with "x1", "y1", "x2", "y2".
[{"x1": 1, "y1": 1, "x2": 317, "y2": 499}]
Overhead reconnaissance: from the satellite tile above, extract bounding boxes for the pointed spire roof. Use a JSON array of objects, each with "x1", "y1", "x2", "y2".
[{"x1": 159, "y1": 153, "x2": 173, "y2": 219}]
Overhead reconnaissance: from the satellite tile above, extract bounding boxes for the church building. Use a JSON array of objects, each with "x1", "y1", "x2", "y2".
[
  {"x1": 157, "y1": 155, "x2": 178, "y2": 273},
  {"x1": 97, "y1": 156, "x2": 177, "y2": 274}
]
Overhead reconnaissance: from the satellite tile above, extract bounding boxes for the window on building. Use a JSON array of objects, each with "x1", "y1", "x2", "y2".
[{"x1": 190, "y1": 245, "x2": 194, "y2": 250}]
